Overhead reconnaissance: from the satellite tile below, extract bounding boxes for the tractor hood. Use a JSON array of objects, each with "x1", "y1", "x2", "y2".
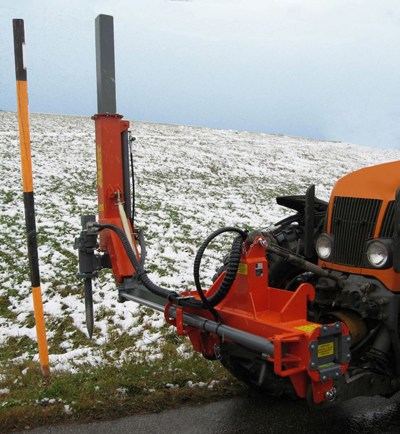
[{"x1": 331, "y1": 160, "x2": 400, "y2": 201}]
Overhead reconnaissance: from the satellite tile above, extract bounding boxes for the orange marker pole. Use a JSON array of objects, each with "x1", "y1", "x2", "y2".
[{"x1": 13, "y1": 19, "x2": 50, "y2": 379}]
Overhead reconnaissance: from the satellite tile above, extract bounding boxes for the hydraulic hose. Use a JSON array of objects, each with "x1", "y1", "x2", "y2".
[
  {"x1": 193, "y1": 227, "x2": 247, "y2": 308},
  {"x1": 137, "y1": 229, "x2": 147, "y2": 266},
  {"x1": 95, "y1": 223, "x2": 246, "y2": 311},
  {"x1": 95, "y1": 223, "x2": 180, "y2": 302}
]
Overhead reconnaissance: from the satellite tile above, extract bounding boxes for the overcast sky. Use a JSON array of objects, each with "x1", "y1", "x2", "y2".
[{"x1": 2, "y1": 0, "x2": 400, "y2": 148}]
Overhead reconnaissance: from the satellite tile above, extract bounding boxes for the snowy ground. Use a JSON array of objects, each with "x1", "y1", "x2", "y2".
[{"x1": 1, "y1": 111, "x2": 400, "y2": 372}]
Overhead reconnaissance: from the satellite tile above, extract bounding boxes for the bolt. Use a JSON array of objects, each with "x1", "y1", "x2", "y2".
[
  {"x1": 335, "y1": 372, "x2": 340, "y2": 378},
  {"x1": 322, "y1": 375, "x2": 327, "y2": 381},
  {"x1": 310, "y1": 362, "x2": 316, "y2": 368},
  {"x1": 347, "y1": 353, "x2": 351, "y2": 360},
  {"x1": 335, "y1": 323, "x2": 340, "y2": 329},
  {"x1": 346, "y1": 337, "x2": 351, "y2": 343},
  {"x1": 259, "y1": 239, "x2": 268, "y2": 248},
  {"x1": 325, "y1": 388, "x2": 337, "y2": 401},
  {"x1": 310, "y1": 344, "x2": 315, "y2": 350}
]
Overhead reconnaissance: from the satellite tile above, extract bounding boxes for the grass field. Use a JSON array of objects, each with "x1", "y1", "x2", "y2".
[{"x1": 1, "y1": 111, "x2": 400, "y2": 431}]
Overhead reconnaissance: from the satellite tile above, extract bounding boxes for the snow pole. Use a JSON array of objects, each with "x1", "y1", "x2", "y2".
[{"x1": 12, "y1": 19, "x2": 50, "y2": 380}]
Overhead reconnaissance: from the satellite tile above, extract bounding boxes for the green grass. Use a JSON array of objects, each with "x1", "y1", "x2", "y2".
[
  {"x1": 3, "y1": 111, "x2": 398, "y2": 432},
  {"x1": 0, "y1": 342, "x2": 245, "y2": 432}
]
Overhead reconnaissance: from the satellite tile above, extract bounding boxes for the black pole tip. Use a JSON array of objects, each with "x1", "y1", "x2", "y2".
[{"x1": 13, "y1": 18, "x2": 27, "y2": 81}]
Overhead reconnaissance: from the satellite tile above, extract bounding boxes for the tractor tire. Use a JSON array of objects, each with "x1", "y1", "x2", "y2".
[
  {"x1": 212, "y1": 223, "x2": 307, "y2": 399},
  {"x1": 220, "y1": 343, "x2": 298, "y2": 400},
  {"x1": 213, "y1": 248, "x2": 299, "y2": 400}
]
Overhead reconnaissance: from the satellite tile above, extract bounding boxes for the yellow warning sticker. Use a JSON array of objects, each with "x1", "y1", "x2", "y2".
[
  {"x1": 96, "y1": 145, "x2": 103, "y2": 188},
  {"x1": 237, "y1": 263, "x2": 248, "y2": 275},
  {"x1": 318, "y1": 342, "x2": 334, "y2": 358},
  {"x1": 294, "y1": 323, "x2": 320, "y2": 333}
]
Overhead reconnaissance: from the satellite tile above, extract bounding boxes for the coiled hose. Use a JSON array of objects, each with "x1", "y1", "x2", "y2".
[
  {"x1": 95, "y1": 223, "x2": 246, "y2": 310},
  {"x1": 193, "y1": 227, "x2": 247, "y2": 308}
]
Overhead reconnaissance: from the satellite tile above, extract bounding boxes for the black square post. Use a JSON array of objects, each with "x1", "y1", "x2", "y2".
[{"x1": 95, "y1": 14, "x2": 117, "y2": 114}]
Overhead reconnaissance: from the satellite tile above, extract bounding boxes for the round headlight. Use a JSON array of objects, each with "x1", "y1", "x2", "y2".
[
  {"x1": 316, "y1": 234, "x2": 333, "y2": 260},
  {"x1": 366, "y1": 241, "x2": 389, "y2": 268}
]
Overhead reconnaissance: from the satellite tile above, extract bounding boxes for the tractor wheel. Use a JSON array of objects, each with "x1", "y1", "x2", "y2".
[
  {"x1": 212, "y1": 224, "x2": 307, "y2": 399},
  {"x1": 220, "y1": 343, "x2": 298, "y2": 400}
]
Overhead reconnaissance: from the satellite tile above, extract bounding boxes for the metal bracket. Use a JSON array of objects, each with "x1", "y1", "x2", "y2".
[{"x1": 308, "y1": 322, "x2": 351, "y2": 382}]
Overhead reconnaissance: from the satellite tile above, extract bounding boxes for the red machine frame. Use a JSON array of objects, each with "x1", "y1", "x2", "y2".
[
  {"x1": 92, "y1": 119, "x2": 351, "y2": 404},
  {"x1": 89, "y1": 14, "x2": 351, "y2": 406}
]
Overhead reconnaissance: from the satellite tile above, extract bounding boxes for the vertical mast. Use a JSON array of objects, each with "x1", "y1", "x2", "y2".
[
  {"x1": 93, "y1": 15, "x2": 134, "y2": 284},
  {"x1": 95, "y1": 15, "x2": 132, "y2": 224},
  {"x1": 95, "y1": 14, "x2": 117, "y2": 114},
  {"x1": 12, "y1": 18, "x2": 50, "y2": 380}
]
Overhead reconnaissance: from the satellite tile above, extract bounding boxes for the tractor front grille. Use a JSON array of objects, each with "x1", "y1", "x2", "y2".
[
  {"x1": 330, "y1": 197, "x2": 382, "y2": 267},
  {"x1": 380, "y1": 201, "x2": 395, "y2": 237}
]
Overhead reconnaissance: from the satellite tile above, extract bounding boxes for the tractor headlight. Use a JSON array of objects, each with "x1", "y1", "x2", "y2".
[
  {"x1": 316, "y1": 234, "x2": 333, "y2": 260},
  {"x1": 366, "y1": 240, "x2": 390, "y2": 268}
]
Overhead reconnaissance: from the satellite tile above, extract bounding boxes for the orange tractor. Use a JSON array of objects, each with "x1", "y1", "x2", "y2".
[{"x1": 75, "y1": 15, "x2": 400, "y2": 406}]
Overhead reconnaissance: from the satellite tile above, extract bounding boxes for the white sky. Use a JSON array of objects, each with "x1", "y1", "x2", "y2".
[{"x1": 1, "y1": 0, "x2": 400, "y2": 148}]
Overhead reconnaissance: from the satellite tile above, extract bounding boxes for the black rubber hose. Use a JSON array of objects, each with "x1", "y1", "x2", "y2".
[
  {"x1": 96, "y1": 223, "x2": 246, "y2": 310},
  {"x1": 130, "y1": 151, "x2": 135, "y2": 224},
  {"x1": 193, "y1": 227, "x2": 247, "y2": 308},
  {"x1": 129, "y1": 135, "x2": 136, "y2": 225},
  {"x1": 96, "y1": 223, "x2": 179, "y2": 302},
  {"x1": 137, "y1": 229, "x2": 147, "y2": 266}
]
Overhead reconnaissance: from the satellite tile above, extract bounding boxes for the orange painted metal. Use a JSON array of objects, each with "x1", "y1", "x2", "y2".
[
  {"x1": 328, "y1": 161, "x2": 400, "y2": 204},
  {"x1": 323, "y1": 160, "x2": 400, "y2": 291},
  {"x1": 93, "y1": 113, "x2": 136, "y2": 282},
  {"x1": 175, "y1": 307, "x2": 185, "y2": 336},
  {"x1": 169, "y1": 236, "x2": 350, "y2": 404},
  {"x1": 93, "y1": 111, "x2": 352, "y2": 403},
  {"x1": 319, "y1": 259, "x2": 400, "y2": 292}
]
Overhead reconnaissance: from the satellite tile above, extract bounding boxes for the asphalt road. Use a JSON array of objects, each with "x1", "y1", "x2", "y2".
[{"x1": 16, "y1": 390, "x2": 400, "y2": 434}]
